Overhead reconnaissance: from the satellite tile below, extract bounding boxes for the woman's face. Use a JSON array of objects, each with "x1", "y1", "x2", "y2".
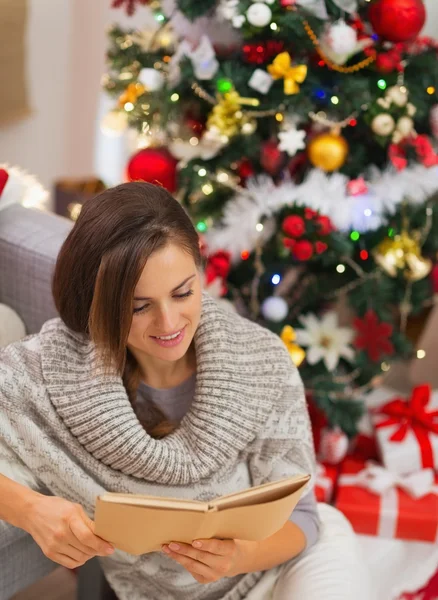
[{"x1": 127, "y1": 243, "x2": 203, "y2": 363}]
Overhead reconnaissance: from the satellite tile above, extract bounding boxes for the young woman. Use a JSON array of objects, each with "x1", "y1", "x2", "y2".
[{"x1": 0, "y1": 182, "x2": 370, "y2": 599}]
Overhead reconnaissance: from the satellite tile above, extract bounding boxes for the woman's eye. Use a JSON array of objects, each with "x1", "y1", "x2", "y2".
[
  {"x1": 133, "y1": 304, "x2": 150, "y2": 314},
  {"x1": 133, "y1": 289, "x2": 194, "y2": 315},
  {"x1": 175, "y1": 289, "x2": 194, "y2": 300}
]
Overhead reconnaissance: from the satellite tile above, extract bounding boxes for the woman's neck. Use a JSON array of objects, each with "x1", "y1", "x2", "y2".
[{"x1": 134, "y1": 342, "x2": 197, "y2": 390}]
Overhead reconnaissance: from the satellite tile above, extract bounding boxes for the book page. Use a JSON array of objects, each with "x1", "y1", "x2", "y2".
[
  {"x1": 209, "y1": 475, "x2": 310, "y2": 511},
  {"x1": 99, "y1": 493, "x2": 208, "y2": 512}
]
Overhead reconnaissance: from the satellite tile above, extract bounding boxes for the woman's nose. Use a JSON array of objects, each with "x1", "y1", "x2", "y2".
[{"x1": 155, "y1": 305, "x2": 178, "y2": 333}]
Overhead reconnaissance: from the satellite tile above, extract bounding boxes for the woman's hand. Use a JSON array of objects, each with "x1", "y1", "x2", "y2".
[
  {"x1": 24, "y1": 494, "x2": 115, "y2": 569},
  {"x1": 162, "y1": 538, "x2": 256, "y2": 583}
]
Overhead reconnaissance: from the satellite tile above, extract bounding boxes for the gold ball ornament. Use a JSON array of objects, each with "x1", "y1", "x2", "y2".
[
  {"x1": 374, "y1": 231, "x2": 432, "y2": 281},
  {"x1": 307, "y1": 131, "x2": 349, "y2": 172}
]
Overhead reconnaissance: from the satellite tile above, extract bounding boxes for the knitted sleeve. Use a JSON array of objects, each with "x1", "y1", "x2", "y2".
[{"x1": 247, "y1": 353, "x2": 320, "y2": 549}]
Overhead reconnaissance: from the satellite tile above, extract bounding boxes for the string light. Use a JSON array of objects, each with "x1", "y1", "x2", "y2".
[
  {"x1": 170, "y1": 93, "x2": 179, "y2": 102},
  {"x1": 202, "y1": 183, "x2": 214, "y2": 195},
  {"x1": 331, "y1": 95, "x2": 339, "y2": 105},
  {"x1": 217, "y1": 78, "x2": 233, "y2": 93},
  {"x1": 416, "y1": 349, "x2": 426, "y2": 359},
  {"x1": 155, "y1": 13, "x2": 165, "y2": 22},
  {"x1": 388, "y1": 228, "x2": 394, "y2": 237},
  {"x1": 427, "y1": 86, "x2": 435, "y2": 95},
  {"x1": 270, "y1": 22, "x2": 278, "y2": 31},
  {"x1": 275, "y1": 113, "x2": 284, "y2": 122},
  {"x1": 381, "y1": 362, "x2": 390, "y2": 372},
  {"x1": 360, "y1": 250, "x2": 369, "y2": 261},
  {"x1": 124, "y1": 102, "x2": 134, "y2": 111},
  {"x1": 364, "y1": 208, "x2": 372, "y2": 217},
  {"x1": 255, "y1": 223, "x2": 264, "y2": 232},
  {"x1": 198, "y1": 168, "x2": 207, "y2": 176},
  {"x1": 241, "y1": 250, "x2": 250, "y2": 260},
  {"x1": 272, "y1": 274, "x2": 281, "y2": 285},
  {"x1": 196, "y1": 221, "x2": 207, "y2": 232},
  {"x1": 336, "y1": 264, "x2": 346, "y2": 273},
  {"x1": 189, "y1": 137, "x2": 199, "y2": 146},
  {"x1": 377, "y1": 79, "x2": 387, "y2": 90},
  {"x1": 349, "y1": 118, "x2": 357, "y2": 126},
  {"x1": 350, "y1": 231, "x2": 360, "y2": 241}
]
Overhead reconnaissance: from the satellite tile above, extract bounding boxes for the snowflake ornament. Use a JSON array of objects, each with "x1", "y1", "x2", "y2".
[{"x1": 278, "y1": 127, "x2": 306, "y2": 157}]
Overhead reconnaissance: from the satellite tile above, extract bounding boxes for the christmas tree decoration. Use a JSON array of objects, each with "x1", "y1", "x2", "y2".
[
  {"x1": 242, "y1": 40, "x2": 285, "y2": 64},
  {"x1": 248, "y1": 69, "x2": 274, "y2": 94},
  {"x1": 278, "y1": 126, "x2": 306, "y2": 157},
  {"x1": 280, "y1": 325, "x2": 306, "y2": 367},
  {"x1": 267, "y1": 53, "x2": 308, "y2": 95},
  {"x1": 368, "y1": 0, "x2": 426, "y2": 43},
  {"x1": 138, "y1": 68, "x2": 165, "y2": 91},
  {"x1": 206, "y1": 89, "x2": 259, "y2": 139},
  {"x1": 260, "y1": 140, "x2": 285, "y2": 176},
  {"x1": 292, "y1": 239, "x2": 314, "y2": 261},
  {"x1": 371, "y1": 113, "x2": 395, "y2": 136},
  {"x1": 118, "y1": 82, "x2": 146, "y2": 109},
  {"x1": 374, "y1": 231, "x2": 432, "y2": 281},
  {"x1": 319, "y1": 19, "x2": 373, "y2": 66},
  {"x1": 295, "y1": 312, "x2": 355, "y2": 371},
  {"x1": 126, "y1": 147, "x2": 178, "y2": 192},
  {"x1": 353, "y1": 309, "x2": 394, "y2": 362},
  {"x1": 282, "y1": 214, "x2": 305, "y2": 238},
  {"x1": 319, "y1": 427, "x2": 349, "y2": 465},
  {"x1": 246, "y1": 3, "x2": 272, "y2": 28},
  {"x1": 307, "y1": 131, "x2": 349, "y2": 172},
  {"x1": 261, "y1": 296, "x2": 289, "y2": 322},
  {"x1": 100, "y1": 110, "x2": 128, "y2": 135}
]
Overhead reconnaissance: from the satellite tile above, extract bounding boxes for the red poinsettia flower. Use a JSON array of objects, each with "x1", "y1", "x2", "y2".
[{"x1": 353, "y1": 309, "x2": 394, "y2": 362}]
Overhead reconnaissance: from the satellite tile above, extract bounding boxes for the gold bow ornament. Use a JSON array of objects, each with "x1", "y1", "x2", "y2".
[{"x1": 267, "y1": 52, "x2": 308, "y2": 95}]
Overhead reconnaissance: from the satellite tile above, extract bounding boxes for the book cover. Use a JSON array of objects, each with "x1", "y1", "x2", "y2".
[{"x1": 94, "y1": 474, "x2": 311, "y2": 555}]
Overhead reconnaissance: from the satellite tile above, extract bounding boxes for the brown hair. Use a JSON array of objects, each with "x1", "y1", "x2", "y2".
[{"x1": 52, "y1": 182, "x2": 202, "y2": 438}]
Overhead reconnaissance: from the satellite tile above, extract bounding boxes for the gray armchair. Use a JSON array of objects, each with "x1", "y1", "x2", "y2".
[{"x1": 0, "y1": 204, "x2": 114, "y2": 600}]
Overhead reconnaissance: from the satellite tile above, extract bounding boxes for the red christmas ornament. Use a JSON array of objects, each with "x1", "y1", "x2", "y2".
[
  {"x1": 369, "y1": 0, "x2": 426, "y2": 43},
  {"x1": 375, "y1": 50, "x2": 403, "y2": 73},
  {"x1": 293, "y1": 240, "x2": 314, "y2": 261},
  {"x1": 315, "y1": 215, "x2": 333, "y2": 236},
  {"x1": 185, "y1": 115, "x2": 205, "y2": 136},
  {"x1": 304, "y1": 208, "x2": 317, "y2": 220},
  {"x1": 242, "y1": 41, "x2": 284, "y2": 64},
  {"x1": 260, "y1": 140, "x2": 285, "y2": 176},
  {"x1": 205, "y1": 250, "x2": 231, "y2": 282},
  {"x1": 282, "y1": 215, "x2": 305, "y2": 238},
  {"x1": 237, "y1": 158, "x2": 255, "y2": 181},
  {"x1": 315, "y1": 241, "x2": 328, "y2": 255},
  {"x1": 283, "y1": 237, "x2": 296, "y2": 250},
  {"x1": 126, "y1": 147, "x2": 178, "y2": 193},
  {"x1": 353, "y1": 309, "x2": 394, "y2": 362}
]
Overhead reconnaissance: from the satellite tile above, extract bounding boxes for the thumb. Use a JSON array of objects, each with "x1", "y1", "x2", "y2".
[{"x1": 79, "y1": 508, "x2": 95, "y2": 532}]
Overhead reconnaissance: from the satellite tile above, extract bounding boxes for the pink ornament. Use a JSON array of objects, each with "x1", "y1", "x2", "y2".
[
  {"x1": 319, "y1": 426, "x2": 349, "y2": 465},
  {"x1": 280, "y1": 0, "x2": 296, "y2": 6},
  {"x1": 347, "y1": 176, "x2": 369, "y2": 196}
]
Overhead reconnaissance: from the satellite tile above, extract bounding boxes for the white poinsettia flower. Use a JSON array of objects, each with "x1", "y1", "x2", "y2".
[{"x1": 295, "y1": 311, "x2": 355, "y2": 371}]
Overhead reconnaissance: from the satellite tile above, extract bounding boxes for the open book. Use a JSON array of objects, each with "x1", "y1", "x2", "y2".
[{"x1": 94, "y1": 473, "x2": 311, "y2": 555}]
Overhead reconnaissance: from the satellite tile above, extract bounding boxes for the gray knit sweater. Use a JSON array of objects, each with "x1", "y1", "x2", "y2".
[{"x1": 0, "y1": 293, "x2": 316, "y2": 600}]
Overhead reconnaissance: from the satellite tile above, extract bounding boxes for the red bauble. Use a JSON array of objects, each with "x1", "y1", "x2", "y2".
[
  {"x1": 205, "y1": 250, "x2": 231, "y2": 282},
  {"x1": 126, "y1": 147, "x2": 178, "y2": 193},
  {"x1": 260, "y1": 140, "x2": 285, "y2": 176},
  {"x1": 293, "y1": 240, "x2": 314, "y2": 261},
  {"x1": 242, "y1": 40, "x2": 284, "y2": 64},
  {"x1": 315, "y1": 215, "x2": 333, "y2": 236},
  {"x1": 237, "y1": 158, "x2": 255, "y2": 181},
  {"x1": 282, "y1": 215, "x2": 305, "y2": 238},
  {"x1": 0, "y1": 169, "x2": 9, "y2": 196},
  {"x1": 369, "y1": 0, "x2": 426, "y2": 43}
]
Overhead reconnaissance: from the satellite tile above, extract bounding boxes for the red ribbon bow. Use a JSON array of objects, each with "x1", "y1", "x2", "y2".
[{"x1": 375, "y1": 385, "x2": 438, "y2": 469}]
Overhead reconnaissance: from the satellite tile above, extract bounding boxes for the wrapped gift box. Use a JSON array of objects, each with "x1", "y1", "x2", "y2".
[
  {"x1": 335, "y1": 457, "x2": 438, "y2": 543},
  {"x1": 366, "y1": 384, "x2": 438, "y2": 476},
  {"x1": 315, "y1": 462, "x2": 337, "y2": 503}
]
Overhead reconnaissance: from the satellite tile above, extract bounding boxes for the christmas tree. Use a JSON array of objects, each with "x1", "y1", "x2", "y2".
[{"x1": 102, "y1": 0, "x2": 438, "y2": 439}]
